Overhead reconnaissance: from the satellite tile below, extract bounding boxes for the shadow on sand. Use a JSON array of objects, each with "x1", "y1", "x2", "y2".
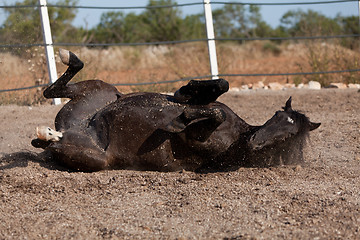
[{"x1": 0, "y1": 151, "x2": 68, "y2": 171}]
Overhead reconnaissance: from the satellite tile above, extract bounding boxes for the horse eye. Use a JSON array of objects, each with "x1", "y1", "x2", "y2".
[
  {"x1": 287, "y1": 117, "x2": 294, "y2": 124},
  {"x1": 49, "y1": 132, "x2": 53, "y2": 135}
]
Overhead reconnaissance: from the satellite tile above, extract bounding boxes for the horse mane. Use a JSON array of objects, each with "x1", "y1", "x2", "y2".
[{"x1": 291, "y1": 109, "x2": 314, "y2": 133}]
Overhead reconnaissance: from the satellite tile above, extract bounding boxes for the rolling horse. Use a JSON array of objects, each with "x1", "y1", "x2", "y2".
[{"x1": 32, "y1": 49, "x2": 320, "y2": 172}]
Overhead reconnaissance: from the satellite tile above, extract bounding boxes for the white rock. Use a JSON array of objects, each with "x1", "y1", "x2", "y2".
[
  {"x1": 348, "y1": 83, "x2": 360, "y2": 89},
  {"x1": 284, "y1": 83, "x2": 296, "y2": 89},
  {"x1": 229, "y1": 87, "x2": 240, "y2": 92},
  {"x1": 308, "y1": 81, "x2": 321, "y2": 90},
  {"x1": 162, "y1": 92, "x2": 174, "y2": 96},
  {"x1": 297, "y1": 83, "x2": 305, "y2": 89},
  {"x1": 241, "y1": 85, "x2": 249, "y2": 90},
  {"x1": 268, "y1": 82, "x2": 284, "y2": 90},
  {"x1": 252, "y1": 81, "x2": 265, "y2": 90},
  {"x1": 329, "y1": 83, "x2": 347, "y2": 89}
]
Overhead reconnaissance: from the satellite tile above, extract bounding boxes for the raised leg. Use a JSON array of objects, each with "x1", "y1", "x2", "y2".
[
  {"x1": 43, "y1": 49, "x2": 84, "y2": 99},
  {"x1": 41, "y1": 49, "x2": 120, "y2": 131},
  {"x1": 164, "y1": 107, "x2": 226, "y2": 142},
  {"x1": 174, "y1": 78, "x2": 229, "y2": 105}
]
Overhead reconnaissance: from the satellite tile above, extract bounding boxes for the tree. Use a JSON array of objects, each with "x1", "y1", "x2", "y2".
[
  {"x1": 181, "y1": 14, "x2": 205, "y2": 40},
  {"x1": 280, "y1": 9, "x2": 342, "y2": 36},
  {"x1": 212, "y1": 6, "x2": 238, "y2": 38},
  {"x1": 141, "y1": 0, "x2": 183, "y2": 42},
  {"x1": 341, "y1": 16, "x2": 359, "y2": 35},
  {"x1": 0, "y1": 0, "x2": 78, "y2": 46},
  {"x1": 94, "y1": 11, "x2": 148, "y2": 43},
  {"x1": 339, "y1": 15, "x2": 359, "y2": 49},
  {"x1": 212, "y1": 4, "x2": 271, "y2": 39},
  {"x1": 93, "y1": 0, "x2": 185, "y2": 43}
]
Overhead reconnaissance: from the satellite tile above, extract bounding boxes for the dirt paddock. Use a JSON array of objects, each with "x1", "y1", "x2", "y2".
[{"x1": 0, "y1": 89, "x2": 359, "y2": 239}]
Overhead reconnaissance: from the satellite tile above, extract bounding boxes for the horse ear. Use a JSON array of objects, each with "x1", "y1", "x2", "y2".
[
  {"x1": 309, "y1": 122, "x2": 321, "y2": 131},
  {"x1": 282, "y1": 96, "x2": 292, "y2": 112}
]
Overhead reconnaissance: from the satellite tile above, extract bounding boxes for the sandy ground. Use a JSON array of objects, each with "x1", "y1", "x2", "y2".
[{"x1": 0, "y1": 89, "x2": 359, "y2": 239}]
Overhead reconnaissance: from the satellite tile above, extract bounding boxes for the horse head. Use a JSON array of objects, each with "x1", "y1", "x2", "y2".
[{"x1": 248, "y1": 97, "x2": 321, "y2": 151}]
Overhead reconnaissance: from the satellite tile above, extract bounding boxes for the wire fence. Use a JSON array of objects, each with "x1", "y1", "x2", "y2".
[
  {"x1": 2, "y1": 67, "x2": 360, "y2": 93},
  {"x1": 0, "y1": 0, "x2": 359, "y2": 94},
  {"x1": 1, "y1": 34, "x2": 359, "y2": 49},
  {"x1": 0, "y1": 0, "x2": 357, "y2": 9}
]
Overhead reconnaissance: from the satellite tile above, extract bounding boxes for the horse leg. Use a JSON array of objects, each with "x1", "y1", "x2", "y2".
[
  {"x1": 49, "y1": 143, "x2": 109, "y2": 171},
  {"x1": 174, "y1": 78, "x2": 229, "y2": 105},
  {"x1": 44, "y1": 49, "x2": 121, "y2": 101},
  {"x1": 31, "y1": 139, "x2": 51, "y2": 149},
  {"x1": 164, "y1": 107, "x2": 226, "y2": 141},
  {"x1": 41, "y1": 49, "x2": 120, "y2": 131},
  {"x1": 47, "y1": 131, "x2": 110, "y2": 171},
  {"x1": 43, "y1": 49, "x2": 84, "y2": 99},
  {"x1": 31, "y1": 126, "x2": 63, "y2": 149},
  {"x1": 36, "y1": 126, "x2": 63, "y2": 141}
]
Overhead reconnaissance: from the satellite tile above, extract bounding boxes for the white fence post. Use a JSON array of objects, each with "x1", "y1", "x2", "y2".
[
  {"x1": 203, "y1": 0, "x2": 219, "y2": 80},
  {"x1": 39, "y1": 0, "x2": 61, "y2": 105},
  {"x1": 358, "y1": 0, "x2": 360, "y2": 35}
]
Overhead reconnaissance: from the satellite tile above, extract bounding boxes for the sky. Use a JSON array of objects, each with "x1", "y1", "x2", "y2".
[{"x1": 0, "y1": 0, "x2": 358, "y2": 28}]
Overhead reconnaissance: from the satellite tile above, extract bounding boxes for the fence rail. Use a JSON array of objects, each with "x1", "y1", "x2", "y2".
[
  {"x1": 0, "y1": 0, "x2": 359, "y2": 97},
  {"x1": 0, "y1": 0, "x2": 358, "y2": 9},
  {"x1": 2, "y1": 68, "x2": 360, "y2": 93},
  {"x1": 1, "y1": 34, "x2": 359, "y2": 49}
]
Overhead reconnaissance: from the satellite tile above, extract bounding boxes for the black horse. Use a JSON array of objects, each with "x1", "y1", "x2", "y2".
[{"x1": 32, "y1": 49, "x2": 320, "y2": 172}]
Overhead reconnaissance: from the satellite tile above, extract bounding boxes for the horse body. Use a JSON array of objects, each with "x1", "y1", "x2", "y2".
[
  {"x1": 33, "y1": 49, "x2": 320, "y2": 172},
  {"x1": 48, "y1": 91, "x2": 249, "y2": 171}
]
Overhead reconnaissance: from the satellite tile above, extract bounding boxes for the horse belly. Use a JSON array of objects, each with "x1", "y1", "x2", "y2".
[{"x1": 105, "y1": 103, "x2": 192, "y2": 170}]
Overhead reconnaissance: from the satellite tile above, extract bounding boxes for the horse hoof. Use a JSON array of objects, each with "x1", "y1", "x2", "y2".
[
  {"x1": 59, "y1": 48, "x2": 70, "y2": 65},
  {"x1": 36, "y1": 126, "x2": 63, "y2": 141}
]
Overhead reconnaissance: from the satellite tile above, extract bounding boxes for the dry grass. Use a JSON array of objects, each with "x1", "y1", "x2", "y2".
[
  {"x1": 1, "y1": 42, "x2": 359, "y2": 105},
  {"x1": 297, "y1": 41, "x2": 360, "y2": 85}
]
